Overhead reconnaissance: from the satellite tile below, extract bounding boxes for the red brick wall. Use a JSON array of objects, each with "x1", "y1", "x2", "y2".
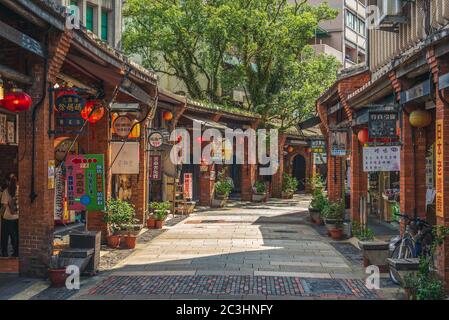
[
  {"x1": 199, "y1": 164, "x2": 215, "y2": 206},
  {"x1": 350, "y1": 130, "x2": 367, "y2": 222}
]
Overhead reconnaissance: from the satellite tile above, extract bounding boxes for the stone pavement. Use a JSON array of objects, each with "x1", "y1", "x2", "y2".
[{"x1": 66, "y1": 194, "x2": 392, "y2": 300}]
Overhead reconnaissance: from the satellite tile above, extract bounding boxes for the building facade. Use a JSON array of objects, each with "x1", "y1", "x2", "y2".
[{"x1": 317, "y1": 0, "x2": 449, "y2": 290}]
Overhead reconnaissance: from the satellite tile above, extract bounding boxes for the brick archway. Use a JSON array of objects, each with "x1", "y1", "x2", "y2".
[{"x1": 285, "y1": 147, "x2": 312, "y2": 192}]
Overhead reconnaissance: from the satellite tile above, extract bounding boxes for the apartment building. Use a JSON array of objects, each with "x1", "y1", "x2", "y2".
[
  {"x1": 59, "y1": 0, "x2": 123, "y2": 48},
  {"x1": 308, "y1": 0, "x2": 367, "y2": 68}
]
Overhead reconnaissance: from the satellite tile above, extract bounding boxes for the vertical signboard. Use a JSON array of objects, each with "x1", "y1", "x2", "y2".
[
  {"x1": 149, "y1": 155, "x2": 162, "y2": 180},
  {"x1": 66, "y1": 154, "x2": 105, "y2": 211},
  {"x1": 184, "y1": 173, "x2": 193, "y2": 200},
  {"x1": 330, "y1": 131, "x2": 347, "y2": 156},
  {"x1": 436, "y1": 120, "x2": 444, "y2": 217}
]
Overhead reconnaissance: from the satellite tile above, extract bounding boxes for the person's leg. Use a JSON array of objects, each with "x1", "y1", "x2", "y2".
[
  {"x1": 1, "y1": 220, "x2": 10, "y2": 257},
  {"x1": 10, "y1": 220, "x2": 18, "y2": 257}
]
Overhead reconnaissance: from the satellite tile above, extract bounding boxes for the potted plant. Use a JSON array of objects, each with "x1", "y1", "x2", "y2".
[
  {"x1": 150, "y1": 201, "x2": 171, "y2": 229},
  {"x1": 103, "y1": 199, "x2": 135, "y2": 248},
  {"x1": 146, "y1": 212, "x2": 156, "y2": 228},
  {"x1": 322, "y1": 200, "x2": 345, "y2": 240},
  {"x1": 48, "y1": 255, "x2": 68, "y2": 287},
  {"x1": 213, "y1": 169, "x2": 233, "y2": 207},
  {"x1": 252, "y1": 181, "x2": 267, "y2": 202},
  {"x1": 309, "y1": 189, "x2": 328, "y2": 225},
  {"x1": 123, "y1": 218, "x2": 141, "y2": 249},
  {"x1": 282, "y1": 173, "x2": 298, "y2": 199},
  {"x1": 353, "y1": 222, "x2": 389, "y2": 272}
]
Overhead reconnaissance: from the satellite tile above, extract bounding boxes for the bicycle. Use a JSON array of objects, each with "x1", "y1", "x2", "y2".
[{"x1": 388, "y1": 213, "x2": 434, "y2": 284}]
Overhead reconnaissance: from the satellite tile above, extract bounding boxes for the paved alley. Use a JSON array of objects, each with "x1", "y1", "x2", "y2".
[{"x1": 68, "y1": 194, "x2": 386, "y2": 300}]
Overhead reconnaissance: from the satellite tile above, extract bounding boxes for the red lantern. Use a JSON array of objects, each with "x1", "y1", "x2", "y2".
[
  {"x1": 163, "y1": 111, "x2": 173, "y2": 121},
  {"x1": 357, "y1": 128, "x2": 369, "y2": 144},
  {"x1": 287, "y1": 146, "x2": 294, "y2": 153},
  {"x1": 305, "y1": 147, "x2": 312, "y2": 153},
  {"x1": 81, "y1": 100, "x2": 105, "y2": 124},
  {"x1": 0, "y1": 89, "x2": 32, "y2": 112}
]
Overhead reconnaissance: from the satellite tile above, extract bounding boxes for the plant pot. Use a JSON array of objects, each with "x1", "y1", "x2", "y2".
[
  {"x1": 212, "y1": 198, "x2": 227, "y2": 208},
  {"x1": 155, "y1": 220, "x2": 165, "y2": 229},
  {"x1": 215, "y1": 193, "x2": 228, "y2": 201},
  {"x1": 308, "y1": 208, "x2": 322, "y2": 224},
  {"x1": 359, "y1": 241, "x2": 389, "y2": 271},
  {"x1": 329, "y1": 228, "x2": 343, "y2": 240},
  {"x1": 48, "y1": 268, "x2": 68, "y2": 288},
  {"x1": 106, "y1": 234, "x2": 121, "y2": 248},
  {"x1": 124, "y1": 235, "x2": 137, "y2": 249},
  {"x1": 281, "y1": 191, "x2": 293, "y2": 199},
  {"x1": 146, "y1": 217, "x2": 156, "y2": 228},
  {"x1": 252, "y1": 193, "x2": 266, "y2": 202}
]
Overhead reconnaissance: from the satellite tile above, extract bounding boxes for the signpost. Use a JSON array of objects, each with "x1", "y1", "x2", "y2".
[
  {"x1": 66, "y1": 154, "x2": 105, "y2": 211},
  {"x1": 363, "y1": 146, "x2": 401, "y2": 172}
]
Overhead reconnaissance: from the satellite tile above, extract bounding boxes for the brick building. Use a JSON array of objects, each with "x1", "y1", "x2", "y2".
[
  {"x1": 0, "y1": 0, "x2": 157, "y2": 276},
  {"x1": 317, "y1": 0, "x2": 449, "y2": 289}
]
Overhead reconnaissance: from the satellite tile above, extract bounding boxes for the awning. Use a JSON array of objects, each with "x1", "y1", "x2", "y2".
[{"x1": 181, "y1": 114, "x2": 230, "y2": 131}]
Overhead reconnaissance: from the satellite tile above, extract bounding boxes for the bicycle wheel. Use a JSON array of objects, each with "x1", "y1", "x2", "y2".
[{"x1": 389, "y1": 241, "x2": 414, "y2": 285}]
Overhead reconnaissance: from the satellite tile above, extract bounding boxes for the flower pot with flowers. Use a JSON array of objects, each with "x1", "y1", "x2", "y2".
[
  {"x1": 103, "y1": 199, "x2": 135, "y2": 249},
  {"x1": 252, "y1": 181, "x2": 267, "y2": 202},
  {"x1": 213, "y1": 168, "x2": 233, "y2": 207},
  {"x1": 150, "y1": 201, "x2": 171, "y2": 229},
  {"x1": 322, "y1": 201, "x2": 345, "y2": 240},
  {"x1": 282, "y1": 173, "x2": 298, "y2": 199}
]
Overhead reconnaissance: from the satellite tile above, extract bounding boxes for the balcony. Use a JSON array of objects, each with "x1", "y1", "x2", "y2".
[{"x1": 311, "y1": 44, "x2": 343, "y2": 64}]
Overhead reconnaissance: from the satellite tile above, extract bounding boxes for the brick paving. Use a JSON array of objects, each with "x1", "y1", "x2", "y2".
[{"x1": 83, "y1": 275, "x2": 379, "y2": 299}]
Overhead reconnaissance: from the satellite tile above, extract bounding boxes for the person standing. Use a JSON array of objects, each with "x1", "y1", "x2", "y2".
[{"x1": 1, "y1": 174, "x2": 19, "y2": 257}]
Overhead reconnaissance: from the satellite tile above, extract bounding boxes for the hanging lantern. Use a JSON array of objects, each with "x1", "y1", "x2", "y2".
[
  {"x1": 0, "y1": 89, "x2": 32, "y2": 112},
  {"x1": 409, "y1": 109, "x2": 432, "y2": 128},
  {"x1": 128, "y1": 121, "x2": 141, "y2": 139},
  {"x1": 163, "y1": 110, "x2": 173, "y2": 121},
  {"x1": 305, "y1": 147, "x2": 312, "y2": 153},
  {"x1": 287, "y1": 146, "x2": 294, "y2": 153},
  {"x1": 81, "y1": 100, "x2": 105, "y2": 124},
  {"x1": 357, "y1": 128, "x2": 369, "y2": 144}
]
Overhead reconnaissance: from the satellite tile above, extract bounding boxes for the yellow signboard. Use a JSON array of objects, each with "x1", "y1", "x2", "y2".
[{"x1": 436, "y1": 120, "x2": 444, "y2": 217}]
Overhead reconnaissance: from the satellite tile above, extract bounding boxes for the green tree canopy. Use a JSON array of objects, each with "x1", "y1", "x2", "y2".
[{"x1": 123, "y1": 0, "x2": 339, "y2": 130}]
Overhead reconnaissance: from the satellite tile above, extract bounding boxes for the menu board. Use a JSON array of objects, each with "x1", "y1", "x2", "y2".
[
  {"x1": 363, "y1": 146, "x2": 400, "y2": 172},
  {"x1": 66, "y1": 154, "x2": 105, "y2": 211},
  {"x1": 368, "y1": 111, "x2": 398, "y2": 139}
]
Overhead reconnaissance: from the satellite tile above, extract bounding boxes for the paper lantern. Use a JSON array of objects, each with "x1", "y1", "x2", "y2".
[
  {"x1": 287, "y1": 146, "x2": 294, "y2": 153},
  {"x1": 0, "y1": 89, "x2": 32, "y2": 112},
  {"x1": 304, "y1": 147, "x2": 312, "y2": 153},
  {"x1": 81, "y1": 100, "x2": 105, "y2": 124},
  {"x1": 163, "y1": 111, "x2": 173, "y2": 121},
  {"x1": 409, "y1": 109, "x2": 432, "y2": 128},
  {"x1": 357, "y1": 128, "x2": 369, "y2": 144}
]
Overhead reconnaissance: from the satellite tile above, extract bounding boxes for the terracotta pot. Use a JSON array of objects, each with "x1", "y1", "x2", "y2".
[
  {"x1": 48, "y1": 268, "x2": 68, "y2": 288},
  {"x1": 106, "y1": 235, "x2": 121, "y2": 248},
  {"x1": 329, "y1": 228, "x2": 343, "y2": 240},
  {"x1": 146, "y1": 217, "x2": 156, "y2": 228},
  {"x1": 155, "y1": 220, "x2": 165, "y2": 229},
  {"x1": 124, "y1": 235, "x2": 137, "y2": 249}
]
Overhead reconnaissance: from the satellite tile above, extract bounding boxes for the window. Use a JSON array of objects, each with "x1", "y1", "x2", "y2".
[
  {"x1": 101, "y1": 10, "x2": 108, "y2": 41},
  {"x1": 358, "y1": 20, "x2": 366, "y2": 37},
  {"x1": 86, "y1": 6, "x2": 94, "y2": 32},
  {"x1": 70, "y1": 0, "x2": 77, "y2": 5},
  {"x1": 346, "y1": 11, "x2": 356, "y2": 30}
]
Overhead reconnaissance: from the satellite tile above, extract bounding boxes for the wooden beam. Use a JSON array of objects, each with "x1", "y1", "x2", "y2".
[
  {"x1": 0, "y1": 63, "x2": 33, "y2": 85},
  {"x1": 13, "y1": 0, "x2": 64, "y2": 31},
  {"x1": 0, "y1": 0, "x2": 48, "y2": 28},
  {"x1": 0, "y1": 20, "x2": 46, "y2": 58}
]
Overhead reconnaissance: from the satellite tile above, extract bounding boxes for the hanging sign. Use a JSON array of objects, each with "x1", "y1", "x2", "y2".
[
  {"x1": 363, "y1": 146, "x2": 400, "y2": 172},
  {"x1": 55, "y1": 91, "x2": 85, "y2": 114},
  {"x1": 66, "y1": 154, "x2": 105, "y2": 211},
  {"x1": 149, "y1": 155, "x2": 162, "y2": 180},
  {"x1": 311, "y1": 139, "x2": 326, "y2": 153},
  {"x1": 54, "y1": 167, "x2": 64, "y2": 221},
  {"x1": 330, "y1": 131, "x2": 347, "y2": 156},
  {"x1": 48, "y1": 160, "x2": 55, "y2": 189},
  {"x1": 148, "y1": 131, "x2": 164, "y2": 148},
  {"x1": 368, "y1": 111, "x2": 398, "y2": 139},
  {"x1": 113, "y1": 115, "x2": 133, "y2": 137},
  {"x1": 313, "y1": 152, "x2": 327, "y2": 165},
  {"x1": 183, "y1": 173, "x2": 193, "y2": 200},
  {"x1": 436, "y1": 120, "x2": 444, "y2": 217},
  {"x1": 111, "y1": 142, "x2": 140, "y2": 174}
]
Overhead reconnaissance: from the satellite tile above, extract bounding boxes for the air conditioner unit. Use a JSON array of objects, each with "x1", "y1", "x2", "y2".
[{"x1": 377, "y1": 0, "x2": 408, "y2": 29}]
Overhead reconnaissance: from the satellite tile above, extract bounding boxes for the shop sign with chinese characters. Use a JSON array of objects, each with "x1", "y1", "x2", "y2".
[
  {"x1": 330, "y1": 131, "x2": 347, "y2": 156},
  {"x1": 149, "y1": 155, "x2": 162, "y2": 180},
  {"x1": 363, "y1": 146, "x2": 400, "y2": 172},
  {"x1": 436, "y1": 120, "x2": 444, "y2": 217},
  {"x1": 66, "y1": 154, "x2": 105, "y2": 211},
  {"x1": 311, "y1": 139, "x2": 326, "y2": 153},
  {"x1": 55, "y1": 92, "x2": 85, "y2": 114},
  {"x1": 368, "y1": 111, "x2": 398, "y2": 139},
  {"x1": 183, "y1": 173, "x2": 193, "y2": 200}
]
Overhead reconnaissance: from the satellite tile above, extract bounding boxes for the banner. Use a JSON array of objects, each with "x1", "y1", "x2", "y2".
[
  {"x1": 149, "y1": 155, "x2": 162, "y2": 180},
  {"x1": 66, "y1": 154, "x2": 105, "y2": 211},
  {"x1": 436, "y1": 120, "x2": 444, "y2": 217},
  {"x1": 363, "y1": 146, "x2": 400, "y2": 172},
  {"x1": 183, "y1": 173, "x2": 193, "y2": 200}
]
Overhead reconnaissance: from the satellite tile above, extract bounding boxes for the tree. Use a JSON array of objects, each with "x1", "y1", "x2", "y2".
[{"x1": 123, "y1": 0, "x2": 339, "y2": 129}]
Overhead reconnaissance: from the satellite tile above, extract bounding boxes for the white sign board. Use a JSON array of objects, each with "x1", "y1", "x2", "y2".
[
  {"x1": 363, "y1": 146, "x2": 401, "y2": 172},
  {"x1": 111, "y1": 142, "x2": 140, "y2": 174}
]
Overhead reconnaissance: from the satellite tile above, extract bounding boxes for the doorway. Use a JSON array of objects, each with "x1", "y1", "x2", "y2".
[{"x1": 292, "y1": 154, "x2": 306, "y2": 191}]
